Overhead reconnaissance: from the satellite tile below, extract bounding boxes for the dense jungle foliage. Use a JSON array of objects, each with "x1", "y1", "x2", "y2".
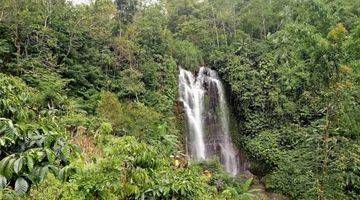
[{"x1": 0, "y1": 0, "x2": 359, "y2": 199}]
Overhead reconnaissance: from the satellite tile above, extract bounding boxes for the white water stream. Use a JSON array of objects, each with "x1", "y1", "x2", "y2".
[{"x1": 179, "y1": 67, "x2": 239, "y2": 175}]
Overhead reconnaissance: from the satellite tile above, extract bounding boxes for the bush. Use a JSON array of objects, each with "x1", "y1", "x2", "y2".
[
  {"x1": 0, "y1": 73, "x2": 32, "y2": 121},
  {"x1": 98, "y1": 92, "x2": 161, "y2": 137},
  {"x1": 25, "y1": 174, "x2": 85, "y2": 200},
  {"x1": 28, "y1": 136, "x2": 213, "y2": 200}
]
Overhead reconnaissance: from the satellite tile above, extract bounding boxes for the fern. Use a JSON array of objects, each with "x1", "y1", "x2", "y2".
[{"x1": 241, "y1": 178, "x2": 253, "y2": 192}]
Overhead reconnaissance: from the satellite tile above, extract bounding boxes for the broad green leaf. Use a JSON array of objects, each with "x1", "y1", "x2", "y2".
[
  {"x1": 45, "y1": 148, "x2": 55, "y2": 163},
  {"x1": 0, "y1": 155, "x2": 13, "y2": 174},
  {"x1": 48, "y1": 165, "x2": 59, "y2": 176},
  {"x1": 14, "y1": 177, "x2": 29, "y2": 194},
  {"x1": 59, "y1": 165, "x2": 76, "y2": 181},
  {"x1": 0, "y1": 175, "x2": 7, "y2": 189},
  {"x1": 39, "y1": 166, "x2": 49, "y2": 181},
  {"x1": 4, "y1": 157, "x2": 16, "y2": 178},
  {"x1": 7, "y1": 120, "x2": 19, "y2": 136},
  {"x1": 36, "y1": 151, "x2": 46, "y2": 162},
  {"x1": 26, "y1": 155, "x2": 34, "y2": 172},
  {"x1": 61, "y1": 145, "x2": 71, "y2": 158},
  {"x1": 14, "y1": 157, "x2": 24, "y2": 174}
]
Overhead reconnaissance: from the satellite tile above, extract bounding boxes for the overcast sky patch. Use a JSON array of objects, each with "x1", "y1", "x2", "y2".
[{"x1": 70, "y1": 0, "x2": 91, "y2": 5}]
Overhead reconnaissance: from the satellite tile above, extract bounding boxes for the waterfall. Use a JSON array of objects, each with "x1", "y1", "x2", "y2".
[
  {"x1": 179, "y1": 67, "x2": 240, "y2": 175},
  {"x1": 179, "y1": 68, "x2": 207, "y2": 160}
]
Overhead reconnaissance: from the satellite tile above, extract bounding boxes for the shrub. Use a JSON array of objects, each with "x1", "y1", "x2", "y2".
[
  {"x1": 97, "y1": 92, "x2": 161, "y2": 138},
  {"x1": 25, "y1": 174, "x2": 85, "y2": 200},
  {"x1": 0, "y1": 73, "x2": 32, "y2": 121}
]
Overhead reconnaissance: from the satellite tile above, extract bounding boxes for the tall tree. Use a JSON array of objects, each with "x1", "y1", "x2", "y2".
[{"x1": 115, "y1": 0, "x2": 139, "y2": 25}]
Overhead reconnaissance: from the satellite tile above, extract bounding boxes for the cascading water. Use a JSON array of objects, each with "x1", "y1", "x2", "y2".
[
  {"x1": 179, "y1": 67, "x2": 240, "y2": 175},
  {"x1": 179, "y1": 68, "x2": 207, "y2": 160}
]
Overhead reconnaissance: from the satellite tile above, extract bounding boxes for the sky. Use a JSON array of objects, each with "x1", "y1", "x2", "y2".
[{"x1": 71, "y1": 0, "x2": 91, "y2": 4}]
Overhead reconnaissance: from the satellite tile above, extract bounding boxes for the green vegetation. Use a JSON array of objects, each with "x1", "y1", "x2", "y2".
[{"x1": 0, "y1": 0, "x2": 359, "y2": 199}]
